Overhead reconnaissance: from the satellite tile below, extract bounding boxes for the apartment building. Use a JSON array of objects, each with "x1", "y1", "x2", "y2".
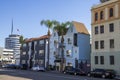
[
  {"x1": 91, "y1": 0, "x2": 120, "y2": 74},
  {"x1": 20, "y1": 35, "x2": 50, "y2": 69},
  {"x1": 49, "y1": 21, "x2": 90, "y2": 71}
]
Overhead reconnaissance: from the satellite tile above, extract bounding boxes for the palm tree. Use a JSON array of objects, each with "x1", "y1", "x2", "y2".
[
  {"x1": 19, "y1": 35, "x2": 25, "y2": 45},
  {"x1": 53, "y1": 21, "x2": 72, "y2": 71},
  {"x1": 40, "y1": 20, "x2": 59, "y2": 70}
]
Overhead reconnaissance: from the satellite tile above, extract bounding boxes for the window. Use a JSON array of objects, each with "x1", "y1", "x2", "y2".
[
  {"x1": 39, "y1": 40, "x2": 44, "y2": 45},
  {"x1": 38, "y1": 60, "x2": 44, "y2": 65},
  {"x1": 39, "y1": 50, "x2": 44, "y2": 55},
  {"x1": 100, "y1": 25, "x2": 104, "y2": 33},
  {"x1": 95, "y1": 12, "x2": 98, "y2": 21},
  {"x1": 22, "y1": 52, "x2": 26, "y2": 55},
  {"x1": 54, "y1": 51, "x2": 56, "y2": 56},
  {"x1": 95, "y1": 41, "x2": 99, "y2": 49},
  {"x1": 66, "y1": 50, "x2": 71, "y2": 57},
  {"x1": 100, "y1": 56, "x2": 104, "y2": 64},
  {"x1": 23, "y1": 44, "x2": 26, "y2": 47},
  {"x1": 95, "y1": 56, "x2": 98, "y2": 64},
  {"x1": 54, "y1": 40, "x2": 58, "y2": 44},
  {"x1": 110, "y1": 56, "x2": 114, "y2": 65},
  {"x1": 68, "y1": 38, "x2": 71, "y2": 44},
  {"x1": 109, "y1": 8, "x2": 114, "y2": 17},
  {"x1": 110, "y1": 39, "x2": 114, "y2": 48},
  {"x1": 74, "y1": 33, "x2": 77, "y2": 46},
  {"x1": 21, "y1": 60, "x2": 26, "y2": 64},
  {"x1": 100, "y1": 40, "x2": 104, "y2": 49},
  {"x1": 95, "y1": 26, "x2": 98, "y2": 34},
  {"x1": 100, "y1": 11, "x2": 104, "y2": 20},
  {"x1": 109, "y1": 23, "x2": 114, "y2": 32}
]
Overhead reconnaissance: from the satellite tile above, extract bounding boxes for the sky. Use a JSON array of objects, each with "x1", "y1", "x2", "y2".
[{"x1": 0, "y1": 0, "x2": 100, "y2": 47}]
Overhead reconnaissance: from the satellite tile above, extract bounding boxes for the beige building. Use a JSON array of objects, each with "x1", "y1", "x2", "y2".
[{"x1": 91, "y1": 0, "x2": 120, "y2": 74}]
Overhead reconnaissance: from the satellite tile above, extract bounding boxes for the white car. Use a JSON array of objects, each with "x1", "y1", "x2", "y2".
[{"x1": 32, "y1": 66, "x2": 45, "y2": 71}]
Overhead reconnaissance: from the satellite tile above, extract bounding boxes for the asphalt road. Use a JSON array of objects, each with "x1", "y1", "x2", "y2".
[{"x1": 0, "y1": 69, "x2": 114, "y2": 80}]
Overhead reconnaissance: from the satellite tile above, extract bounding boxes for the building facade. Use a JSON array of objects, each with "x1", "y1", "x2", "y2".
[
  {"x1": 0, "y1": 47, "x2": 14, "y2": 66},
  {"x1": 20, "y1": 35, "x2": 49, "y2": 69},
  {"x1": 49, "y1": 21, "x2": 90, "y2": 71},
  {"x1": 5, "y1": 34, "x2": 21, "y2": 65},
  {"x1": 91, "y1": 0, "x2": 120, "y2": 74}
]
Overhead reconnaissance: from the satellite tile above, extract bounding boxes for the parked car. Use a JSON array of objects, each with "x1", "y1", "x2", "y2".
[
  {"x1": 63, "y1": 66, "x2": 86, "y2": 75},
  {"x1": 115, "y1": 75, "x2": 120, "y2": 80},
  {"x1": 32, "y1": 66, "x2": 45, "y2": 72},
  {"x1": 20, "y1": 64, "x2": 28, "y2": 70},
  {"x1": 2, "y1": 64, "x2": 16, "y2": 69},
  {"x1": 87, "y1": 69, "x2": 116, "y2": 79}
]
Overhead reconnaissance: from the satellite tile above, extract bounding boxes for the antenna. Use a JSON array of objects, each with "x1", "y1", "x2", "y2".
[{"x1": 11, "y1": 19, "x2": 13, "y2": 34}]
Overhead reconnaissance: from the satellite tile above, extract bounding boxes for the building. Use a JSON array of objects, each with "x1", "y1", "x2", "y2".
[
  {"x1": 49, "y1": 21, "x2": 90, "y2": 71},
  {"x1": 5, "y1": 34, "x2": 21, "y2": 65},
  {"x1": 0, "y1": 47, "x2": 14, "y2": 66},
  {"x1": 20, "y1": 35, "x2": 50, "y2": 69},
  {"x1": 91, "y1": 0, "x2": 120, "y2": 74}
]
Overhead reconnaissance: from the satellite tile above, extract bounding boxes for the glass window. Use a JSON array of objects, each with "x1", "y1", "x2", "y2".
[
  {"x1": 95, "y1": 12, "x2": 98, "y2": 21},
  {"x1": 95, "y1": 41, "x2": 99, "y2": 49},
  {"x1": 110, "y1": 56, "x2": 114, "y2": 65},
  {"x1": 39, "y1": 40, "x2": 44, "y2": 45},
  {"x1": 95, "y1": 26, "x2": 98, "y2": 34},
  {"x1": 95, "y1": 56, "x2": 98, "y2": 64},
  {"x1": 23, "y1": 43, "x2": 26, "y2": 47},
  {"x1": 100, "y1": 56, "x2": 104, "y2": 64},
  {"x1": 22, "y1": 52, "x2": 26, "y2": 55},
  {"x1": 68, "y1": 38, "x2": 71, "y2": 44},
  {"x1": 38, "y1": 60, "x2": 44, "y2": 65},
  {"x1": 100, "y1": 11, "x2": 104, "y2": 20},
  {"x1": 110, "y1": 39, "x2": 114, "y2": 48},
  {"x1": 109, "y1": 23, "x2": 114, "y2": 32},
  {"x1": 22, "y1": 60, "x2": 26, "y2": 64},
  {"x1": 66, "y1": 50, "x2": 71, "y2": 57},
  {"x1": 109, "y1": 8, "x2": 114, "y2": 17},
  {"x1": 100, "y1": 25, "x2": 104, "y2": 33},
  {"x1": 39, "y1": 50, "x2": 44, "y2": 55},
  {"x1": 100, "y1": 40, "x2": 104, "y2": 49}
]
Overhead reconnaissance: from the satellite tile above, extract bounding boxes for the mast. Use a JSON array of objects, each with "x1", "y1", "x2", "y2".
[{"x1": 11, "y1": 19, "x2": 13, "y2": 35}]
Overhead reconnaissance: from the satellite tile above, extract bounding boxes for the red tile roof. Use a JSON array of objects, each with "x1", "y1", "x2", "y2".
[{"x1": 25, "y1": 35, "x2": 50, "y2": 42}]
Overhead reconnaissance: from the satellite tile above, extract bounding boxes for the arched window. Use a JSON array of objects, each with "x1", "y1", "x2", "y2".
[
  {"x1": 109, "y1": 8, "x2": 114, "y2": 17},
  {"x1": 95, "y1": 12, "x2": 98, "y2": 21},
  {"x1": 100, "y1": 11, "x2": 104, "y2": 20}
]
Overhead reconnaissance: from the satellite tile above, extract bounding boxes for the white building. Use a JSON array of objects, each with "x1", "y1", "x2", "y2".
[
  {"x1": 49, "y1": 21, "x2": 90, "y2": 71},
  {"x1": 0, "y1": 47, "x2": 14, "y2": 66},
  {"x1": 5, "y1": 34, "x2": 21, "y2": 65},
  {"x1": 91, "y1": 0, "x2": 120, "y2": 74}
]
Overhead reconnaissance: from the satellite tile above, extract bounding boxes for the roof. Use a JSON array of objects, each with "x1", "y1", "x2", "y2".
[
  {"x1": 72, "y1": 21, "x2": 89, "y2": 35},
  {"x1": 25, "y1": 35, "x2": 50, "y2": 43}
]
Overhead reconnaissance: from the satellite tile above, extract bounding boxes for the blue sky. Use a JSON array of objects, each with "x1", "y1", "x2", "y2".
[{"x1": 0, "y1": 0, "x2": 100, "y2": 47}]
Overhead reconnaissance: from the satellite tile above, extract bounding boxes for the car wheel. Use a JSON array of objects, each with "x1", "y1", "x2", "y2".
[
  {"x1": 102, "y1": 74, "x2": 106, "y2": 78},
  {"x1": 74, "y1": 73, "x2": 77, "y2": 75},
  {"x1": 87, "y1": 73, "x2": 91, "y2": 77}
]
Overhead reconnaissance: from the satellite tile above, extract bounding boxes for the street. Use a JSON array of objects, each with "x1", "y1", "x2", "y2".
[{"x1": 0, "y1": 69, "x2": 113, "y2": 80}]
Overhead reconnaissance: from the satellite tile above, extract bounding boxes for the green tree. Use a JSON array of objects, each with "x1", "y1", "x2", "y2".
[{"x1": 19, "y1": 35, "x2": 25, "y2": 45}]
